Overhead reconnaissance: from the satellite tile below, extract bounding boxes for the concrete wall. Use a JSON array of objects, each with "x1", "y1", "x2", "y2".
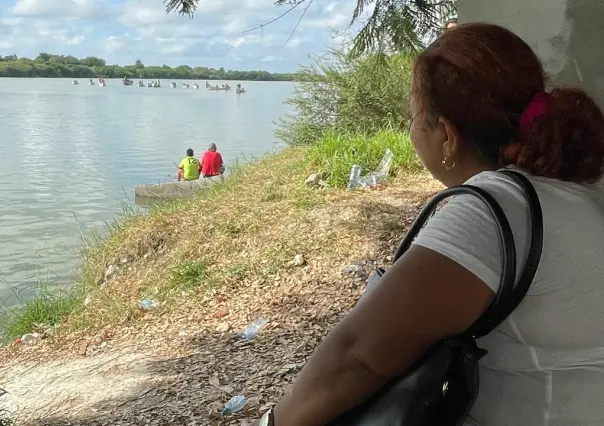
[
  {"x1": 458, "y1": 0, "x2": 604, "y2": 108},
  {"x1": 133, "y1": 175, "x2": 224, "y2": 202}
]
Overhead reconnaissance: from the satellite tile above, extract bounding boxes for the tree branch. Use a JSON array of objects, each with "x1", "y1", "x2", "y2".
[{"x1": 243, "y1": 1, "x2": 306, "y2": 34}]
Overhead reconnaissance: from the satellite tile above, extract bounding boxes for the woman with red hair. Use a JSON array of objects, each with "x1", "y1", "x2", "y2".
[{"x1": 253, "y1": 23, "x2": 604, "y2": 426}]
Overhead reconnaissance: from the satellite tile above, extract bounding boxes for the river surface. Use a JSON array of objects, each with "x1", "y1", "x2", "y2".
[{"x1": 0, "y1": 78, "x2": 293, "y2": 307}]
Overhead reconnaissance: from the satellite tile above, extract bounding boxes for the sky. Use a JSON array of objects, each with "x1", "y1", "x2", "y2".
[{"x1": 0, "y1": 0, "x2": 360, "y2": 72}]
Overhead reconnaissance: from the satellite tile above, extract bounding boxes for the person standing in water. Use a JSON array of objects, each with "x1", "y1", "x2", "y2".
[
  {"x1": 200, "y1": 143, "x2": 224, "y2": 178},
  {"x1": 177, "y1": 148, "x2": 201, "y2": 181}
]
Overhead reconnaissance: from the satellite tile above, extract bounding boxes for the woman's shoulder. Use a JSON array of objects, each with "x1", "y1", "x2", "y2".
[{"x1": 465, "y1": 168, "x2": 604, "y2": 209}]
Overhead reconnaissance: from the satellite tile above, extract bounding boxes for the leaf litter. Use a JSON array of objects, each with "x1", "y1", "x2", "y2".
[{"x1": 0, "y1": 151, "x2": 442, "y2": 425}]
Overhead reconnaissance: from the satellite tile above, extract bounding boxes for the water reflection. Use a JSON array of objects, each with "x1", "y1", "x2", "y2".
[{"x1": 0, "y1": 78, "x2": 292, "y2": 306}]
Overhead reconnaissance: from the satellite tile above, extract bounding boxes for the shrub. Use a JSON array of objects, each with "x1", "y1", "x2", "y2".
[
  {"x1": 306, "y1": 128, "x2": 422, "y2": 187},
  {"x1": 276, "y1": 51, "x2": 415, "y2": 146}
]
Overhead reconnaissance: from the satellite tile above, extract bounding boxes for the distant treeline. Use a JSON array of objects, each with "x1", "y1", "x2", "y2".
[{"x1": 0, "y1": 53, "x2": 295, "y2": 81}]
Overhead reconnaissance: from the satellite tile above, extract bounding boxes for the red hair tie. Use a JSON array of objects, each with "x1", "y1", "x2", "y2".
[{"x1": 519, "y1": 92, "x2": 552, "y2": 131}]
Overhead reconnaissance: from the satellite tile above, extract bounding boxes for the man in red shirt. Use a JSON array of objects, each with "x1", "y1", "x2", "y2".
[{"x1": 200, "y1": 143, "x2": 224, "y2": 178}]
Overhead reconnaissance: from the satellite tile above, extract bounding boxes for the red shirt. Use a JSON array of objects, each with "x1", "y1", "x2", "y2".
[{"x1": 201, "y1": 151, "x2": 223, "y2": 177}]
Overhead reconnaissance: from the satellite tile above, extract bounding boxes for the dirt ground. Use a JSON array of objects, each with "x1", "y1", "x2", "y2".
[{"x1": 0, "y1": 175, "x2": 441, "y2": 426}]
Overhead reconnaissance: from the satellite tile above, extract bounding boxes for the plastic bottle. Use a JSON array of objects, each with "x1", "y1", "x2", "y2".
[
  {"x1": 20, "y1": 333, "x2": 41, "y2": 345},
  {"x1": 347, "y1": 165, "x2": 362, "y2": 189},
  {"x1": 139, "y1": 297, "x2": 158, "y2": 310},
  {"x1": 222, "y1": 395, "x2": 247, "y2": 415},
  {"x1": 239, "y1": 318, "x2": 268, "y2": 339}
]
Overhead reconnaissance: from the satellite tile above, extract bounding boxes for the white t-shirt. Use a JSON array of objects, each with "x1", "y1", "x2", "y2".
[{"x1": 413, "y1": 169, "x2": 604, "y2": 426}]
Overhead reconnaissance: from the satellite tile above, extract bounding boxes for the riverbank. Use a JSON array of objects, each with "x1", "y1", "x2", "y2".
[{"x1": 0, "y1": 134, "x2": 442, "y2": 425}]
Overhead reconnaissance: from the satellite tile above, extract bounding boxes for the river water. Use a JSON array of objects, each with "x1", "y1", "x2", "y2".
[{"x1": 0, "y1": 78, "x2": 293, "y2": 307}]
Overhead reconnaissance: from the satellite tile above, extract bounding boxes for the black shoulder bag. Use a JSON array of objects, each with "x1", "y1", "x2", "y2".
[{"x1": 329, "y1": 170, "x2": 543, "y2": 426}]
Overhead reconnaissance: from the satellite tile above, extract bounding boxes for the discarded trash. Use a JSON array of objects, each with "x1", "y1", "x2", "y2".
[
  {"x1": 347, "y1": 165, "x2": 363, "y2": 189},
  {"x1": 238, "y1": 318, "x2": 268, "y2": 340},
  {"x1": 347, "y1": 149, "x2": 394, "y2": 189},
  {"x1": 343, "y1": 262, "x2": 370, "y2": 278},
  {"x1": 293, "y1": 254, "x2": 305, "y2": 267},
  {"x1": 222, "y1": 394, "x2": 247, "y2": 415},
  {"x1": 18, "y1": 333, "x2": 41, "y2": 345},
  {"x1": 305, "y1": 173, "x2": 330, "y2": 188},
  {"x1": 139, "y1": 297, "x2": 159, "y2": 310}
]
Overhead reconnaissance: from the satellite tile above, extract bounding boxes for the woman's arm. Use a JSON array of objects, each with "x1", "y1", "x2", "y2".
[{"x1": 271, "y1": 245, "x2": 495, "y2": 426}]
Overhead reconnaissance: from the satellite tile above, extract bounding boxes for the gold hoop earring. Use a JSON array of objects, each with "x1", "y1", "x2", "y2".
[{"x1": 442, "y1": 157, "x2": 456, "y2": 171}]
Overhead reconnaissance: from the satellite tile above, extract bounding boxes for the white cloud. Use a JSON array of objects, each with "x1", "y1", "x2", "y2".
[
  {"x1": 0, "y1": 0, "x2": 360, "y2": 72},
  {"x1": 305, "y1": 13, "x2": 349, "y2": 29},
  {"x1": 104, "y1": 35, "x2": 125, "y2": 53},
  {"x1": 160, "y1": 44, "x2": 186, "y2": 54},
  {"x1": 68, "y1": 35, "x2": 85, "y2": 45},
  {"x1": 286, "y1": 36, "x2": 310, "y2": 48},
  {"x1": 12, "y1": 0, "x2": 109, "y2": 19},
  {"x1": 223, "y1": 36, "x2": 250, "y2": 48},
  {"x1": 260, "y1": 55, "x2": 283, "y2": 62}
]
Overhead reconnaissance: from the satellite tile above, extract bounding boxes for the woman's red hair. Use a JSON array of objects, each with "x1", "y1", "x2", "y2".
[{"x1": 413, "y1": 23, "x2": 604, "y2": 183}]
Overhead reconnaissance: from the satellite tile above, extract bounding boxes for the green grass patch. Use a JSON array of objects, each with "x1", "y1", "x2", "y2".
[
  {"x1": 305, "y1": 128, "x2": 421, "y2": 188},
  {"x1": 168, "y1": 260, "x2": 210, "y2": 293},
  {"x1": 0, "y1": 283, "x2": 82, "y2": 344},
  {"x1": 225, "y1": 265, "x2": 250, "y2": 281}
]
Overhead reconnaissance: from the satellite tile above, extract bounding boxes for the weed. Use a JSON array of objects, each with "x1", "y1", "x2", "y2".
[
  {"x1": 225, "y1": 266, "x2": 249, "y2": 281},
  {"x1": 306, "y1": 129, "x2": 421, "y2": 187},
  {"x1": 0, "y1": 282, "x2": 81, "y2": 344},
  {"x1": 169, "y1": 260, "x2": 209, "y2": 292}
]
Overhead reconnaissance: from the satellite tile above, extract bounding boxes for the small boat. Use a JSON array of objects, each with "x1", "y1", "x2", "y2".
[
  {"x1": 88, "y1": 81, "x2": 95, "y2": 86},
  {"x1": 98, "y1": 77, "x2": 106, "y2": 87},
  {"x1": 236, "y1": 88, "x2": 246, "y2": 94},
  {"x1": 137, "y1": 80, "x2": 145, "y2": 87},
  {"x1": 72, "y1": 80, "x2": 79, "y2": 85},
  {"x1": 193, "y1": 83, "x2": 199, "y2": 89},
  {"x1": 170, "y1": 82, "x2": 177, "y2": 88},
  {"x1": 123, "y1": 78, "x2": 133, "y2": 86},
  {"x1": 182, "y1": 83, "x2": 190, "y2": 89},
  {"x1": 208, "y1": 84, "x2": 231, "y2": 91}
]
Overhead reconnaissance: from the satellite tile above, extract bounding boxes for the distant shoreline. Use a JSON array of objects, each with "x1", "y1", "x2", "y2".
[
  {"x1": 0, "y1": 76, "x2": 295, "y2": 81},
  {"x1": 0, "y1": 53, "x2": 296, "y2": 81}
]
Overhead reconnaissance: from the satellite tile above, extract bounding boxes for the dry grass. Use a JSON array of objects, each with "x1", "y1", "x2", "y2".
[
  {"x1": 2, "y1": 146, "x2": 442, "y2": 347},
  {"x1": 0, "y1": 147, "x2": 444, "y2": 425}
]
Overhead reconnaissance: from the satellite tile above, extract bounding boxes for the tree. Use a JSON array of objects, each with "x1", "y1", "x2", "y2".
[
  {"x1": 0, "y1": 53, "x2": 295, "y2": 80},
  {"x1": 276, "y1": 50, "x2": 414, "y2": 146},
  {"x1": 163, "y1": 0, "x2": 456, "y2": 56},
  {"x1": 135, "y1": 59, "x2": 145, "y2": 68},
  {"x1": 81, "y1": 56, "x2": 106, "y2": 67},
  {"x1": 35, "y1": 53, "x2": 52, "y2": 62}
]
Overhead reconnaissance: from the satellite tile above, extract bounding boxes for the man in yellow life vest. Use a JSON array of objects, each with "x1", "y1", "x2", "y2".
[{"x1": 177, "y1": 148, "x2": 201, "y2": 181}]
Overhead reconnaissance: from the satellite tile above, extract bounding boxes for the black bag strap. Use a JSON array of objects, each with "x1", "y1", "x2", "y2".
[
  {"x1": 470, "y1": 170, "x2": 543, "y2": 337},
  {"x1": 390, "y1": 170, "x2": 543, "y2": 340},
  {"x1": 394, "y1": 185, "x2": 518, "y2": 329}
]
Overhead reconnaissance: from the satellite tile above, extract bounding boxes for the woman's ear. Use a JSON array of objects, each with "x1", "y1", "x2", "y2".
[{"x1": 438, "y1": 116, "x2": 462, "y2": 160}]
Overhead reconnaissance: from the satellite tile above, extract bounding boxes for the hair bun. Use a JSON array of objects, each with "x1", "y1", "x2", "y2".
[{"x1": 502, "y1": 88, "x2": 604, "y2": 183}]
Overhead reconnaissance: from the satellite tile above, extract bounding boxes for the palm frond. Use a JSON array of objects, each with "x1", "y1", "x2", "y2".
[
  {"x1": 165, "y1": 0, "x2": 456, "y2": 55},
  {"x1": 164, "y1": 0, "x2": 199, "y2": 16},
  {"x1": 350, "y1": 0, "x2": 456, "y2": 56}
]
